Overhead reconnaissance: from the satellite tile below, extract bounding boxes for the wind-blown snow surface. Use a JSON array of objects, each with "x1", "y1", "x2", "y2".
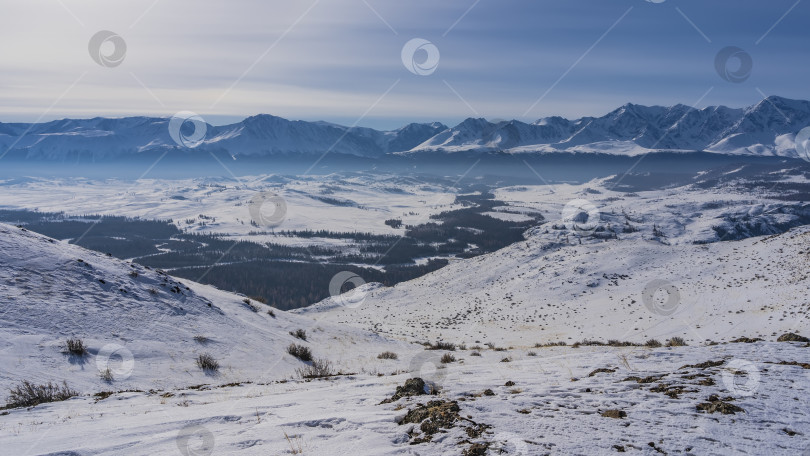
[
  {"x1": 2, "y1": 341, "x2": 809, "y2": 455},
  {"x1": 0, "y1": 223, "x2": 410, "y2": 394}
]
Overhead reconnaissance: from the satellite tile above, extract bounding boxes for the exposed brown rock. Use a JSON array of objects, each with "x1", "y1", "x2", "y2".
[
  {"x1": 601, "y1": 409, "x2": 627, "y2": 419},
  {"x1": 777, "y1": 333, "x2": 810, "y2": 343},
  {"x1": 588, "y1": 367, "x2": 617, "y2": 377}
]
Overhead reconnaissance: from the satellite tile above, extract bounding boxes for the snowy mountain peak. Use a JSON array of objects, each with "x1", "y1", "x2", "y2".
[{"x1": 412, "y1": 96, "x2": 810, "y2": 157}]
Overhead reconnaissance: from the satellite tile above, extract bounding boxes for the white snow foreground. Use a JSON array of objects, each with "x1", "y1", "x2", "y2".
[{"x1": 2, "y1": 342, "x2": 809, "y2": 455}]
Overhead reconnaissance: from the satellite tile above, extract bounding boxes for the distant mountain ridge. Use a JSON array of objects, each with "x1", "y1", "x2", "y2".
[
  {"x1": 413, "y1": 96, "x2": 810, "y2": 158},
  {"x1": 2, "y1": 96, "x2": 809, "y2": 160},
  {"x1": 0, "y1": 115, "x2": 448, "y2": 160}
]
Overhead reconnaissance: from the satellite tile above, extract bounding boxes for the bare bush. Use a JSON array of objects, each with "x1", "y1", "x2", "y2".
[
  {"x1": 572, "y1": 339, "x2": 642, "y2": 348},
  {"x1": 243, "y1": 298, "x2": 260, "y2": 312},
  {"x1": 645, "y1": 339, "x2": 662, "y2": 348},
  {"x1": 65, "y1": 338, "x2": 86, "y2": 356},
  {"x1": 666, "y1": 337, "x2": 687, "y2": 347},
  {"x1": 377, "y1": 351, "x2": 398, "y2": 360},
  {"x1": 284, "y1": 431, "x2": 304, "y2": 454},
  {"x1": 100, "y1": 368, "x2": 114, "y2": 382},
  {"x1": 296, "y1": 359, "x2": 334, "y2": 379},
  {"x1": 426, "y1": 341, "x2": 455, "y2": 351},
  {"x1": 196, "y1": 353, "x2": 219, "y2": 372},
  {"x1": 288, "y1": 344, "x2": 313, "y2": 361},
  {"x1": 6, "y1": 380, "x2": 78, "y2": 408},
  {"x1": 290, "y1": 329, "x2": 307, "y2": 341},
  {"x1": 440, "y1": 353, "x2": 456, "y2": 364},
  {"x1": 535, "y1": 341, "x2": 567, "y2": 348},
  {"x1": 607, "y1": 340, "x2": 639, "y2": 347}
]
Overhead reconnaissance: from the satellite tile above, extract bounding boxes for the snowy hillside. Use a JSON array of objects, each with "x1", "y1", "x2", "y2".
[
  {"x1": 0, "y1": 223, "x2": 410, "y2": 394},
  {"x1": 2, "y1": 198, "x2": 810, "y2": 455},
  {"x1": 3, "y1": 97, "x2": 810, "y2": 160},
  {"x1": 298, "y1": 182, "x2": 810, "y2": 346}
]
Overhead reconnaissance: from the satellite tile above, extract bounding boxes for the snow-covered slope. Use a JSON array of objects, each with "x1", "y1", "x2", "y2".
[
  {"x1": 0, "y1": 223, "x2": 410, "y2": 394},
  {"x1": 3, "y1": 331, "x2": 809, "y2": 455},
  {"x1": 298, "y1": 218, "x2": 810, "y2": 347},
  {"x1": 2, "y1": 196, "x2": 810, "y2": 455}
]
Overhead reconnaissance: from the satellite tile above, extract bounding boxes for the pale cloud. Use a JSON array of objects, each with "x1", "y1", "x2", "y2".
[{"x1": 0, "y1": 0, "x2": 806, "y2": 129}]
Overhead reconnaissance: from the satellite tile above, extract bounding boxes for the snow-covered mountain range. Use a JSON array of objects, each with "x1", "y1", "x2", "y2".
[
  {"x1": 415, "y1": 96, "x2": 810, "y2": 157},
  {"x1": 3, "y1": 96, "x2": 810, "y2": 160},
  {"x1": 0, "y1": 115, "x2": 447, "y2": 160}
]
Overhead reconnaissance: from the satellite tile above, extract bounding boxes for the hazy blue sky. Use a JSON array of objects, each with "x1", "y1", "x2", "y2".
[{"x1": 1, "y1": 0, "x2": 807, "y2": 129}]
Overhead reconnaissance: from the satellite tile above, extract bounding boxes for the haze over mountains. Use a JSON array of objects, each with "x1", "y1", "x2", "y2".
[{"x1": 2, "y1": 96, "x2": 810, "y2": 161}]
